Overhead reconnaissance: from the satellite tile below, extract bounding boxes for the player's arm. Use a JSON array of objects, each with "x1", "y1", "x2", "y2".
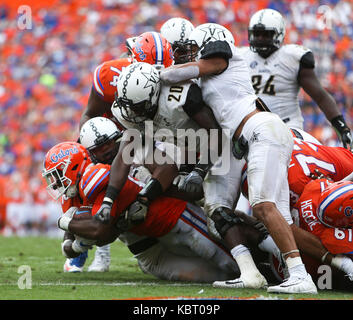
[
  {"x1": 79, "y1": 87, "x2": 113, "y2": 129},
  {"x1": 160, "y1": 41, "x2": 231, "y2": 84},
  {"x1": 298, "y1": 52, "x2": 352, "y2": 150},
  {"x1": 175, "y1": 83, "x2": 224, "y2": 193}
]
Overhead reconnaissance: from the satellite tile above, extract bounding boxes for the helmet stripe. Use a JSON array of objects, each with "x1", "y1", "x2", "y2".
[
  {"x1": 151, "y1": 32, "x2": 163, "y2": 65},
  {"x1": 318, "y1": 184, "x2": 353, "y2": 223}
]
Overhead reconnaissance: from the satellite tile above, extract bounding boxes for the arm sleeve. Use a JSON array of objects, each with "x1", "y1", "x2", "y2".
[{"x1": 299, "y1": 51, "x2": 315, "y2": 70}]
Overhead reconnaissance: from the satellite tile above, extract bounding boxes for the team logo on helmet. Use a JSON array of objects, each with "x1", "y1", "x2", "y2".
[
  {"x1": 50, "y1": 146, "x2": 79, "y2": 163},
  {"x1": 344, "y1": 206, "x2": 353, "y2": 217}
]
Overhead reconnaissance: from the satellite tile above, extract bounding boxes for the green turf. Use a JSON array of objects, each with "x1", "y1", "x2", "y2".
[{"x1": 0, "y1": 236, "x2": 352, "y2": 300}]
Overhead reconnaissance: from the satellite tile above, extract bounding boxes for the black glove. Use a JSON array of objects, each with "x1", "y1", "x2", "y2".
[
  {"x1": 116, "y1": 197, "x2": 149, "y2": 233},
  {"x1": 94, "y1": 201, "x2": 112, "y2": 224},
  {"x1": 331, "y1": 115, "x2": 353, "y2": 151},
  {"x1": 126, "y1": 197, "x2": 149, "y2": 225}
]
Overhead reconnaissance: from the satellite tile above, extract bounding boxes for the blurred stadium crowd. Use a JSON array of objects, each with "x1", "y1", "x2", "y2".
[{"x1": 0, "y1": 0, "x2": 352, "y2": 236}]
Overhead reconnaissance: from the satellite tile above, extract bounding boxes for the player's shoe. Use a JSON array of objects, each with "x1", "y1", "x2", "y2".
[
  {"x1": 88, "y1": 247, "x2": 110, "y2": 272},
  {"x1": 213, "y1": 272, "x2": 268, "y2": 289},
  {"x1": 267, "y1": 273, "x2": 317, "y2": 294},
  {"x1": 63, "y1": 252, "x2": 88, "y2": 273}
]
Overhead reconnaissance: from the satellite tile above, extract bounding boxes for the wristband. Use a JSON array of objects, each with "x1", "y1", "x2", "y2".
[
  {"x1": 58, "y1": 215, "x2": 73, "y2": 231},
  {"x1": 138, "y1": 178, "x2": 163, "y2": 202}
]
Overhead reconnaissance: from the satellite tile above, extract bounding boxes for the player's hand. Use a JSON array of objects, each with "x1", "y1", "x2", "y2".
[
  {"x1": 341, "y1": 130, "x2": 353, "y2": 152},
  {"x1": 309, "y1": 169, "x2": 333, "y2": 181},
  {"x1": 173, "y1": 172, "x2": 188, "y2": 189},
  {"x1": 116, "y1": 198, "x2": 149, "y2": 233},
  {"x1": 57, "y1": 207, "x2": 78, "y2": 231},
  {"x1": 95, "y1": 201, "x2": 112, "y2": 223},
  {"x1": 71, "y1": 236, "x2": 96, "y2": 253},
  {"x1": 127, "y1": 197, "x2": 149, "y2": 225},
  {"x1": 179, "y1": 170, "x2": 204, "y2": 193}
]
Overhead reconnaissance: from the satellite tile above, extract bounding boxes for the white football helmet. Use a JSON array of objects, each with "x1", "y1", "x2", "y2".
[
  {"x1": 160, "y1": 17, "x2": 194, "y2": 45},
  {"x1": 80, "y1": 117, "x2": 123, "y2": 164},
  {"x1": 114, "y1": 62, "x2": 160, "y2": 124},
  {"x1": 183, "y1": 23, "x2": 235, "y2": 61},
  {"x1": 189, "y1": 23, "x2": 235, "y2": 48},
  {"x1": 160, "y1": 17, "x2": 195, "y2": 64},
  {"x1": 248, "y1": 9, "x2": 286, "y2": 57}
]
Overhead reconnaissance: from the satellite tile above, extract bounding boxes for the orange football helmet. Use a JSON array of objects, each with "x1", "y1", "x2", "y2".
[
  {"x1": 317, "y1": 180, "x2": 353, "y2": 228},
  {"x1": 42, "y1": 142, "x2": 92, "y2": 200},
  {"x1": 131, "y1": 31, "x2": 174, "y2": 68}
]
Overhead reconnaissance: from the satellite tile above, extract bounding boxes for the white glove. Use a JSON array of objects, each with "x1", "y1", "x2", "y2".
[
  {"x1": 57, "y1": 207, "x2": 78, "y2": 231},
  {"x1": 71, "y1": 236, "x2": 96, "y2": 253},
  {"x1": 172, "y1": 173, "x2": 188, "y2": 189},
  {"x1": 331, "y1": 254, "x2": 353, "y2": 281},
  {"x1": 206, "y1": 216, "x2": 222, "y2": 241}
]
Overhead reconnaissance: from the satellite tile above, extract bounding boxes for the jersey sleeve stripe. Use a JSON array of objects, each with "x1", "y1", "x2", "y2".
[
  {"x1": 151, "y1": 31, "x2": 163, "y2": 65},
  {"x1": 81, "y1": 168, "x2": 99, "y2": 190},
  {"x1": 93, "y1": 65, "x2": 104, "y2": 97},
  {"x1": 87, "y1": 170, "x2": 110, "y2": 199},
  {"x1": 83, "y1": 168, "x2": 107, "y2": 196}
]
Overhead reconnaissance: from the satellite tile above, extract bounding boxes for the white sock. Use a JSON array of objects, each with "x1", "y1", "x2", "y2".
[
  {"x1": 286, "y1": 256, "x2": 307, "y2": 279},
  {"x1": 231, "y1": 244, "x2": 261, "y2": 276}
]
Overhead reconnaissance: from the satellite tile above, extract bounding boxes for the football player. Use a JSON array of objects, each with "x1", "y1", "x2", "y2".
[
  {"x1": 109, "y1": 61, "x2": 283, "y2": 290},
  {"x1": 79, "y1": 32, "x2": 173, "y2": 129},
  {"x1": 239, "y1": 9, "x2": 352, "y2": 150},
  {"x1": 43, "y1": 141, "x2": 242, "y2": 282},
  {"x1": 42, "y1": 142, "x2": 93, "y2": 272},
  {"x1": 240, "y1": 129, "x2": 353, "y2": 281},
  {"x1": 77, "y1": 117, "x2": 124, "y2": 272},
  {"x1": 292, "y1": 178, "x2": 353, "y2": 281},
  {"x1": 160, "y1": 22, "x2": 317, "y2": 294}
]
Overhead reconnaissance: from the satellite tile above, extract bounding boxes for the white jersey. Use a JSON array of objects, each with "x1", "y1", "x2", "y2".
[
  {"x1": 200, "y1": 43, "x2": 257, "y2": 138},
  {"x1": 111, "y1": 81, "x2": 201, "y2": 166},
  {"x1": 239, "y1": 44, "x2": 312, "y2": 130},
  {"x1": 112, "y1": 81, "x2": 200, "y2": 137}
]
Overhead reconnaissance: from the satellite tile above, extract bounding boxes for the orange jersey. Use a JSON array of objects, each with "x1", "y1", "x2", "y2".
[
  {"x1": 61, "y1": 195, "x2": 83, "y2": 214},
  {"x1": 79, "y1": 163, "x2": 188, "y2": 238},
  {"x1": 294, "y1": 179, "x2": 353, "y2": 255},
  {"x1": 288, "y1": 138, "x2": 353, "y2": 207},
  {"x1": 241, "y1": 138, "x2": 353, "y2": 208},
  {"x1": 92, "y1": 58, "x2": 133, "y2": 104}
]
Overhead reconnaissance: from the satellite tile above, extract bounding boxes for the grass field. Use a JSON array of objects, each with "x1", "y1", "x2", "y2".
[{"x1": 1, "y1": 236, "x2": 352, "y2": 301}]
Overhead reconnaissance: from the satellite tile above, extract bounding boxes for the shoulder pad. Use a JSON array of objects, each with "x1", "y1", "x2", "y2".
[
  {"x1": 200, "y1": 40, "x2": 232, "y2": 60},
  {"x1": 79, "y1": 164, "x2": 110, "y2": 202}
]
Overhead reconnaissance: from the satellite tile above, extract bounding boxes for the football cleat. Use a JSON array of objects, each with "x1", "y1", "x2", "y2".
[
  {"x1": 267, "y1": 273, "x2": 318, "y2": 294},
  {"x1": 63, "y1": 252, "x2": 88, "y2": 273},
  {"x1": 213, "y1": 272, "x2": 268, "y2": 289},
  {"x1": 88, "y1": 247, "x2": 110, "y2": 272}
]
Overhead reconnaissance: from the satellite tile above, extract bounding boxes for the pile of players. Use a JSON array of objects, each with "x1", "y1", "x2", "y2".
[{"x1": 42, "y1": 9, "x2": 353, "y2": 294}]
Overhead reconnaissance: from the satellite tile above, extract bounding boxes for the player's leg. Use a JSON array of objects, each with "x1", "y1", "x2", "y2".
[
  {"x1": 244, "y1": 112, "x2": 317, "y2": 294},
  {"x1": 204, "y1": 157, "x2": 267, "y2": 288}
]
